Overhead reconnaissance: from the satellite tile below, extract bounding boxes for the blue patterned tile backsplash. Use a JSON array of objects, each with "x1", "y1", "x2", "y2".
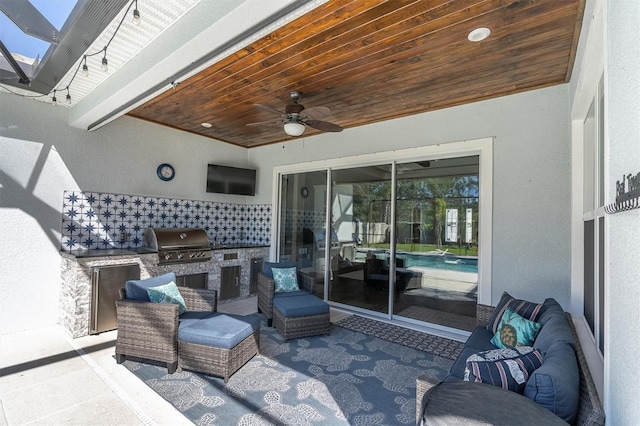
[{"x1": 61, "y1": 190, "x2": 271, "y2": 251}]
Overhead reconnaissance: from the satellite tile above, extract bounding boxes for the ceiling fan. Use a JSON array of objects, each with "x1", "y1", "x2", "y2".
[{"x1": 247, "y1": 91, "x2": 343, "y2": 136}]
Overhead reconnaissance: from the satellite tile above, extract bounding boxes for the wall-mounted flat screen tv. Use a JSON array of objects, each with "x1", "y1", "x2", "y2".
[{"x1": 206, "y1": 164, "x2": 257, "y2": 196}]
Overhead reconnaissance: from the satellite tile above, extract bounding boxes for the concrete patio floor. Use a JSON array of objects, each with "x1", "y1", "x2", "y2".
[{"x1": 0, "y1": 296, "x2": 352, "y2": 425}]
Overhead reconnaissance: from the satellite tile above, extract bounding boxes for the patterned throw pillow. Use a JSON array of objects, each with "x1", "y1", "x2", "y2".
[
  {"x1": 262, "y1": 261, "x2": 297, "y2": 279},
  {"x1": 464, "y1": 346, "x2": 543, "y2": 394},
  {"x1": 147, "y1": 281, "x2": 187, "y2": 314},
  {"x1": 487, "y1": 292, "x2": 544, "y2": 334},
  {"x1": 272, "y1": 267, "x2": 299, "y2": 293},
  {"x1": 491, "y1": 308, "x2": 542, "y2": 349}
]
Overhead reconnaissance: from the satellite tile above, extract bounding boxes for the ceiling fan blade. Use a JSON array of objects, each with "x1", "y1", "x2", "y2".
[
  {"x1": 254, "y1": 104, "x2": 286, "y2": 116},
  {"x1": 305, "y1": 120, "x2": 343, "y2": 132},
  {"x1": 246, "y1": 119, "x2": 283, "y2": 127},
  {"x1": 302, "y1": 106, "x2": 331, "y2": 120}
]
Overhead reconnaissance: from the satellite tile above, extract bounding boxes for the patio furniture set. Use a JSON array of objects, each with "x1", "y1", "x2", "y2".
[{"x1": 114, "y1": 264, "x2": 330, "y2": 382}]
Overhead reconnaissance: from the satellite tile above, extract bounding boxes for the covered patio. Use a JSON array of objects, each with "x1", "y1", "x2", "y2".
[{"x1": 1, "y1": 0, "x2": 639, "y2": 423}]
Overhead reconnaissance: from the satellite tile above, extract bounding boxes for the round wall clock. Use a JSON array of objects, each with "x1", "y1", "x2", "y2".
[
  {"x1": 157, "y1": 163, "x2": 175, "y2": 181},
  {"x1": 300, "y1": 187, "x2": 309, "y2": 198}
]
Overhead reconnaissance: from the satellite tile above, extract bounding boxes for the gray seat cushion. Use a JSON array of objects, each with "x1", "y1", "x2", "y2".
[
  {"x1": 448, "y1": 348, "x2": 479, "y2": 380},
  {"x1": 273, "y1": 290, "x2": 310, "y2": 299},
  {"x1": 178, "y1": 311, "x2": 217, "y2": 329},
  {"x1": 125, "y1": 272, "x2": 176, "y2": 301},
  {"x1": 448, "y1": 326, "x2": 498, "y2": 379},
  {"x1": 464, "y1": 326, "x2": 497, "y2": 351},
  {"x1": 178, "y1": 313, "x2": 261, "y2": 349},
  {"x1": 273, "y1": 293, "x2": 329, "y2": 317}
]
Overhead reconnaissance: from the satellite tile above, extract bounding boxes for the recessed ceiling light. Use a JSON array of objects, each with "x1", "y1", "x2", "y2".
[
  {"x1": 468, "y1": 27, "x2": 491, "y2": 42},
  {"x1": 201, "y1": 123, "x2": 212, "y2": 128}
]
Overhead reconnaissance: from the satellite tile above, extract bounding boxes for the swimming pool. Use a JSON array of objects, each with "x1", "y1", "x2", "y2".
[{"x1": 397, "y1": 252, "x2": 478, "y2": 273}]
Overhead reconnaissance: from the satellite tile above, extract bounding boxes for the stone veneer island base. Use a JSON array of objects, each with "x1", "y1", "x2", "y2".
[{"x1": 59, "y1": 246, "x2": 268, "y2": 337}]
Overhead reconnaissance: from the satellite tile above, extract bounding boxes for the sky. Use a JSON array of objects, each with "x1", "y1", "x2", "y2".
[{"x1": 0, "y1": 0, "x2": 78, "y2": 59}]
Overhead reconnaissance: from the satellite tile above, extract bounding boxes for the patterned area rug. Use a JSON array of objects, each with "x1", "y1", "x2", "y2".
[
  {"x1": 124, "y1": 321, "x2": 453, "y2": 425},
  {"x1": 334, "y1": 315, "x2": 465, "y2": 360}
]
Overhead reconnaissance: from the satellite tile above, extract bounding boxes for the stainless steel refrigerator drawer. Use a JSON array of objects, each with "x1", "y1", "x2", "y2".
[{"x1": 90, "y1": 264, "x2": 140, "y2": 334}]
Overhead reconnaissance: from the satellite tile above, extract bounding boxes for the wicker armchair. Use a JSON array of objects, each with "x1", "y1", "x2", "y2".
[
  {"x1": 257, "y1": 270, "x2": 315, "y2": 326},
  {"x1": 115, "y1": 285, "x2": 217, "y2": 374}
]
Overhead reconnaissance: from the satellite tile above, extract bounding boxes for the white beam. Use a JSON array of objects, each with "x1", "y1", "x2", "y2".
[{"x1": 68, "y1": 0, "x2": 325, "y2": 131}]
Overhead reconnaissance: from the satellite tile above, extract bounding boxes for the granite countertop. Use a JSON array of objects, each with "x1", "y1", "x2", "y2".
[
  {"x1": 210, "y1": 244, "x2": 269, "y2": 251},
  {"x1": 60, "y1": 247, "x2": 158, "y2": 259},
  {"x1": 61, "y1": 244, "x2": 269, "y2": 259}
]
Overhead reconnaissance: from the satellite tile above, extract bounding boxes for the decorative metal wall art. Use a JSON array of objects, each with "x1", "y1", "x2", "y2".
[{"x1": 604, "y1": 171, "x2": 640, "y2": 214}]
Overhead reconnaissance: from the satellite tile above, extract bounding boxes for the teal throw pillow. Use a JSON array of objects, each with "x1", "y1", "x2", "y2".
[
  {"x1": 272, "y1": 267, "x2": 299, "y2": 293},
  {"x1": 147, "y1": 281, "x2": 187, "y2": 315},
  {"x1": 491, "y1": 307, "x2": 541, "y2": 349}
]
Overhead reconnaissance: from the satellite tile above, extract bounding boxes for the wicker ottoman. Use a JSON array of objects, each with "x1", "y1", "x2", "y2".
[
  {"x1": 273, "y1": 293, "x2": 330, "y2": 341},
  {"x1": 178, "y1": 313, "x2": 260, "y2": 382}
]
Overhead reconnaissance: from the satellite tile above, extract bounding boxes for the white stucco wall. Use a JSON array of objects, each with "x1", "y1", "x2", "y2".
[
  {"x1": 249, "y1": 85, "x2": 572, "y2": 308},
  {"x1": 605, "y1": 0, "x2": 640, "y2": 422},
  {"x1": 0, "y1": 94, "x2": 248, "y2": 333}
]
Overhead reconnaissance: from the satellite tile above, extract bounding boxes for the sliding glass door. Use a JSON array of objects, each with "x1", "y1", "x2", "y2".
[
  {"x1": 277, "y1": 170, "x2": 328, "y2": 293},
  {"x1": 329, "y1": 165, "x2": 393, "y2": 314},
  {"x1": 392, "y1": 157, "x2": 479, "y2": 330},
  {"x1": 276, "y1": 152, "x2": 482, "y2": 329}
]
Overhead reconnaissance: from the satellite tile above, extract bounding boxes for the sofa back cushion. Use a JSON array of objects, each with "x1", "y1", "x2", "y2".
[
  {"x1": 524, "y1": 341, "x2": 580, "y2": 423},
  {"x1": 534, "y1": 313, "x2": 576, "y2": 354},
  {"x1": 125, "y1": 272, "x2": 177, "y2": 301},
  {"x1": 537, "y1": 298, "x2": 566, "y2": 325},
  {"x1": 532, "y1": 298, "x2": 575, "y2": 354}
]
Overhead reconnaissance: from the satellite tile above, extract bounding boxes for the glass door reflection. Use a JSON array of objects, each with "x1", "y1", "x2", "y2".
[
  {"x1": 278, "y1": 170, "x2": 328, "y2": 294},
  {"x1": 329, "y1": 165, "x2": 393, "y2": 314},
  {"x1": 392, "y1": 157, "x2": 479, "y2": 330}
]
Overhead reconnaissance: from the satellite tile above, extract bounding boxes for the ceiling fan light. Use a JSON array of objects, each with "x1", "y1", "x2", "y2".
[{"x1": 284, "y1": 121, "x2": 305, "y2": 136}]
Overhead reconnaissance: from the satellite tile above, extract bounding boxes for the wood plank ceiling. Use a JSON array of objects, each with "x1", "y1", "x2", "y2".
[{"x1": 127, "y1": 0, "x2": 586, "y2": 148}]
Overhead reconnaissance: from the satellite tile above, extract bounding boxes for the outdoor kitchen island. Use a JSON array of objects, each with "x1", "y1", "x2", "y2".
[{"x1": 59, "y1": 244, "x2": 268, "y2": 338}]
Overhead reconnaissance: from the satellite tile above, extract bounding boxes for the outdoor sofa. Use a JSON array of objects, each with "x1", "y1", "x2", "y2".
[{"x1": 416, "y1": 292, "x2": 605, "y2": 425}]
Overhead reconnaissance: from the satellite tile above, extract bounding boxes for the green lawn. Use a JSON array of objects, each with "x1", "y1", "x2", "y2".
[{"x1": 366, "y1": 243, "x2": 478, "y2": 256}]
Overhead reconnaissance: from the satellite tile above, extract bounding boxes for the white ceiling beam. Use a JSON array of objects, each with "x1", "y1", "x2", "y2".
[{"x1": 68, "y1": 0, "x2": 324, "y2": 131}]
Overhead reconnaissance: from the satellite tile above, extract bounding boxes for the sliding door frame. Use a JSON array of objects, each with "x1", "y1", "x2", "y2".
[{"x1": 270, "y1": 137, "x2": 494, "y2": 313}]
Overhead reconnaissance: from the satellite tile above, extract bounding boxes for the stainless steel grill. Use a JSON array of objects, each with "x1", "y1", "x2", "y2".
[{"x1": 144, "y1": 227, "x2": 212, "y2": 264}]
